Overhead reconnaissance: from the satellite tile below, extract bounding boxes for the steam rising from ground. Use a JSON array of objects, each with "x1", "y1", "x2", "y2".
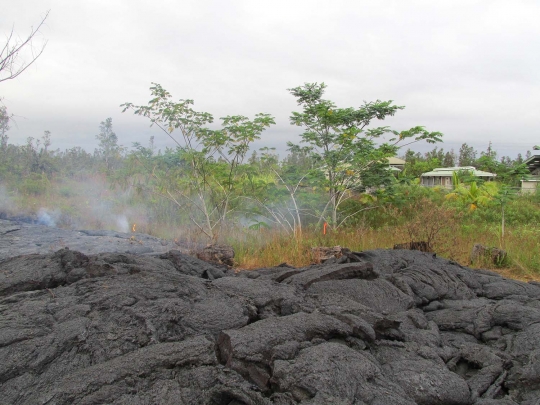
[
  {"x1": 37, "y1": 208, "x2": 60, "y2": 227},
  {"x1": 0, "y1": 177, "x2": 151, "y2": 235},
  {"x1": 0, "y1": 185, "x2": 15, "y2": 215},
  {"x1": 115, "y1": 214, "x2": 130, "y2": 233},
  {"x1": 1, "y1": 175, "x2": 247, "y2": 242}
]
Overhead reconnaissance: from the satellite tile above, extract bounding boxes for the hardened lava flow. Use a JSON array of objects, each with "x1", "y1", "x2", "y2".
[{"x1": 1, "y1": 218, "x2": 539, "y2": 404}]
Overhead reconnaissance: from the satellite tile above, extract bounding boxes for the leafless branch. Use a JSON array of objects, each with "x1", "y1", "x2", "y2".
[{"x1": 0, "y1": 10, "x2": 50, "y2": 84}]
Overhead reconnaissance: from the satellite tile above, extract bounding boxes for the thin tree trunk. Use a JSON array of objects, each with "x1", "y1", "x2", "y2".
[
  {"x1": 501, "y1": 205, "x2": 505, "y2": 246},
  {"x1": 331, "y1": 189, "x2": 338, "y2": 225}
]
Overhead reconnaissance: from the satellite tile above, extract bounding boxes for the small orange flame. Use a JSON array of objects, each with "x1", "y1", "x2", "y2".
[
  {"x1": 323, "y1": 222, "x2": 328, "y2": 235},
  {"x1": 132, "y1": 223, "x2": 136, "y2": 233}
]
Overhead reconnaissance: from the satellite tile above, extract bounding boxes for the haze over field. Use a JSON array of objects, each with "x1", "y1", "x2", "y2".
[{"x1": 2, "y1": 0, "x2": 539, "y2": 157}]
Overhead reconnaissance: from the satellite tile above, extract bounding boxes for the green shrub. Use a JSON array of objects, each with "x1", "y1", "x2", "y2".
[
  {"x1": 58, "y1": 185, "x2": 77, "y2": 198},
  {"x1": 20, "y1": 174, "x2": 50, "y2": 195}
]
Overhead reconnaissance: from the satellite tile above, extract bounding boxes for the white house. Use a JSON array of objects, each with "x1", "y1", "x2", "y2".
[
  {"x1": 420, "y1": 167, "x2": 496, "y2": 188},
  {"x1": 521, "y1": 153, "x2": 540, "y2": 193}
]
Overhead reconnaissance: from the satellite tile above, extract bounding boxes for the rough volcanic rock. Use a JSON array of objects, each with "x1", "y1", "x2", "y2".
[
  {"x1": 271, "y1": 342, "x2": 415, "y2": 405},
  {"x1": 394, "y1": 240, "x2": 432, "y2": 252},
  {"x1": 217, "y1": 312, "x2": 353, "y2": 390},
  {"x1": 307, "y1": 278, "x2": 414, "y2": 314},
  {"x1": 373, "y1": 342, "x2": 471, "y2": 405},
  {"x1": 194, "y1": 244, "x2": 235, "y2": 267},
  {"x1": 0, "y1": 218, "x2": 190, "y2": 261},
  {"x1": 282, "y1": 261, "x2": 378, "y2": 288},
  {"x1": 1, "y1": 222, "x2": 540, "y2": 404},
  {"x1": 471, "y1": 244, "x2": 507, "y2": 266}
]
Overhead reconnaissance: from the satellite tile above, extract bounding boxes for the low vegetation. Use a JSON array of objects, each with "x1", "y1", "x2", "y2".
[{"x1": 1, "y1": 85, "x2": 539, "y2": 281}]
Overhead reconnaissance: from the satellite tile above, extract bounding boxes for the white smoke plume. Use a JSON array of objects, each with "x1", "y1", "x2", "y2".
[
  {"x1": 0, "y1": 184, "x2": 15, "y2": 214},
  {"x1": 37, "y1": 208, "x2": 61, "y2": 227},
  {"x1": 115, "y1": 214, "x2": 129, "y2": 233},
  {"x1": 2, "y1": 176, "x2": 153, "y2": 235}
]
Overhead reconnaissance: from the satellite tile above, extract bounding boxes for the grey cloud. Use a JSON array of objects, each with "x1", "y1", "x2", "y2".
[{"x1": 1, "y1": 0, "x2": 539, "y2": 157}]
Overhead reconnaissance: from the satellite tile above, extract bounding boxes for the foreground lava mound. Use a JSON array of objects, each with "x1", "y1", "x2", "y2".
[{"x1": 1, "y1": 230, "x2": 540, "y2": 403}]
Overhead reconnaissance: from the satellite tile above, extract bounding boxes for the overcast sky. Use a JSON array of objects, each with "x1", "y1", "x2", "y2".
[{"x1": 2, "y1": 0, "x2": 539, "y2": 159}]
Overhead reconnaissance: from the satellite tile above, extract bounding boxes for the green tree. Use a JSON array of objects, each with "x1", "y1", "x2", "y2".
[
  {"x1": 9, "y1": 132, "x2": 58, "y2": 178},
  {"x1": 475, "y1": 154, "x2": 500, "y2": 175},
  {"x1": 0, "y1": 106, "x2": 9, "y2": 152},
  {"x1": 245, "y1": 145, "x2": 324, "y2": 236},
  {"x1": 33, "y1": 131, "x2": 56, "y2": 175},
  {"x1": 287, "y1": 82, "x2": 443, "y2": 226},
  {"x1": 443, "y1": 150, "x2": 456, "y2": 167},
  {"x1": 404, "y1": 157, "x2": 441, "y2": 178},
  {"x1": 425, "y1": 147, "x2": 445, "y2": 163},
  {"x1": 490, "y1": 185, "x2": 517, "y2": 246},
  {"x1": 458, "y1": 143, "x2": 477, "y2": 167},
  {"x1": 402, "y1": 148, "x2": 422, "y2": 165},
  {"x1": 57, "y1": 146, "x2": 95, "y2": 177},
  {"x1": 95, "y1": 118, "x2": 125, "y2": 172},
  {"x1": 121, "y1": 83, "x2": 275, "y2": 240},
  {"x1": 474, "y1": 145, "x2": 528, "y2": 186}
]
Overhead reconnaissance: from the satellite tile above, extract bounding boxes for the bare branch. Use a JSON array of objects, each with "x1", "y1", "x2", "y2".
[
  {"x1": 0, "y1": 10, "x2": 50, "y2": 84},
  {"x1": 336, "y1": 205, "x2": 379, "y2": 229}
]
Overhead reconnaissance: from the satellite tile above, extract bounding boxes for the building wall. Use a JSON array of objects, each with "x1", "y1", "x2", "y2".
[
  {"x1": 521, "y1": 181, "x2": 539, "y2": 193},
  {"x1": 421, "y1": 176, "x2": 452, "y2": 188}
]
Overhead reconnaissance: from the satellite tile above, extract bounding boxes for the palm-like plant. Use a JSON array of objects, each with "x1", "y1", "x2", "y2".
[{"x1": 446, "y1": 181, "x2": 493, "y2": 211}]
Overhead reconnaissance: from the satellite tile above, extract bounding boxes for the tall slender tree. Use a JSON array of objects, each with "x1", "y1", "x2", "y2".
[
  {"x1": 95, "y1": 118, "x2": 124, "y2": 171},
  {"x1": 0, "y1": 106, "x2": 9, "y2": 151},
  {"x1": 458, "y1": 143, "x2": 477, "y2": 167},
  {"x1": 288, "y1": 82, "x2": 442, "y2": 225}
]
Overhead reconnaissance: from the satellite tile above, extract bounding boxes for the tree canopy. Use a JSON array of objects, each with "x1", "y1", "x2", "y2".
[{"x1": 287, "y1": 82, "x2": 443, "y2": 225}]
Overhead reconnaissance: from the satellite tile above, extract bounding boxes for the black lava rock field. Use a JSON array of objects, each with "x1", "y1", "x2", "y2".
[{"x1": 1, "y1": 219, "x2": 540, "y2": 404}]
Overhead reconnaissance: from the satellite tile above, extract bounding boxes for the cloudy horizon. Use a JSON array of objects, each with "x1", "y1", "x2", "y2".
[{"x1": 2, "y1": 0, "x2": 539, "y2": 159}]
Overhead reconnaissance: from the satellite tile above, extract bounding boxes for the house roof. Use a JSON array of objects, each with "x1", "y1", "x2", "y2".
[
  {"x1": 387, "y1": 157, "x2": 406, "y2": 165},
  {"x1": 421, "y1": 167, "x2": 496, "y2": 178},
  {"x1": 523, "y1": 154, "x2": 540, "y2": 172}
]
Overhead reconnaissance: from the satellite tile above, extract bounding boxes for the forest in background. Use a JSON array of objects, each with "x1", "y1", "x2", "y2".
[{"x1": 1, "y1": 83, "x2": 539, "y2": 280}]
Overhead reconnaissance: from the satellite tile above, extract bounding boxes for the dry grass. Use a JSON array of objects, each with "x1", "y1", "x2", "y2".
[{"x1": 231, "y1": 225, "x2": 540, "y2": 282}]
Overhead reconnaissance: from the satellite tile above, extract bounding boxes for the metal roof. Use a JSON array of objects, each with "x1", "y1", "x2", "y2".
[
  {"x1": 387, "y1": 157, "x2": 406, "y2": 165},
  {"x1": 522, "y1": 175, "x2": 540, "y2": 182},
  {"x1": 421, "y1": 167, "x2": 496, "y2": 178},
  {"x1": 523, "y1": 154, "x2": 540, "y2": 172}
]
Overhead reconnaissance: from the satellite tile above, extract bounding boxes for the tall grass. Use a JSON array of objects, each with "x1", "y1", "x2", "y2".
[{"x1": 230, "y1": 224, "x2": 540, "y2": 281}]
